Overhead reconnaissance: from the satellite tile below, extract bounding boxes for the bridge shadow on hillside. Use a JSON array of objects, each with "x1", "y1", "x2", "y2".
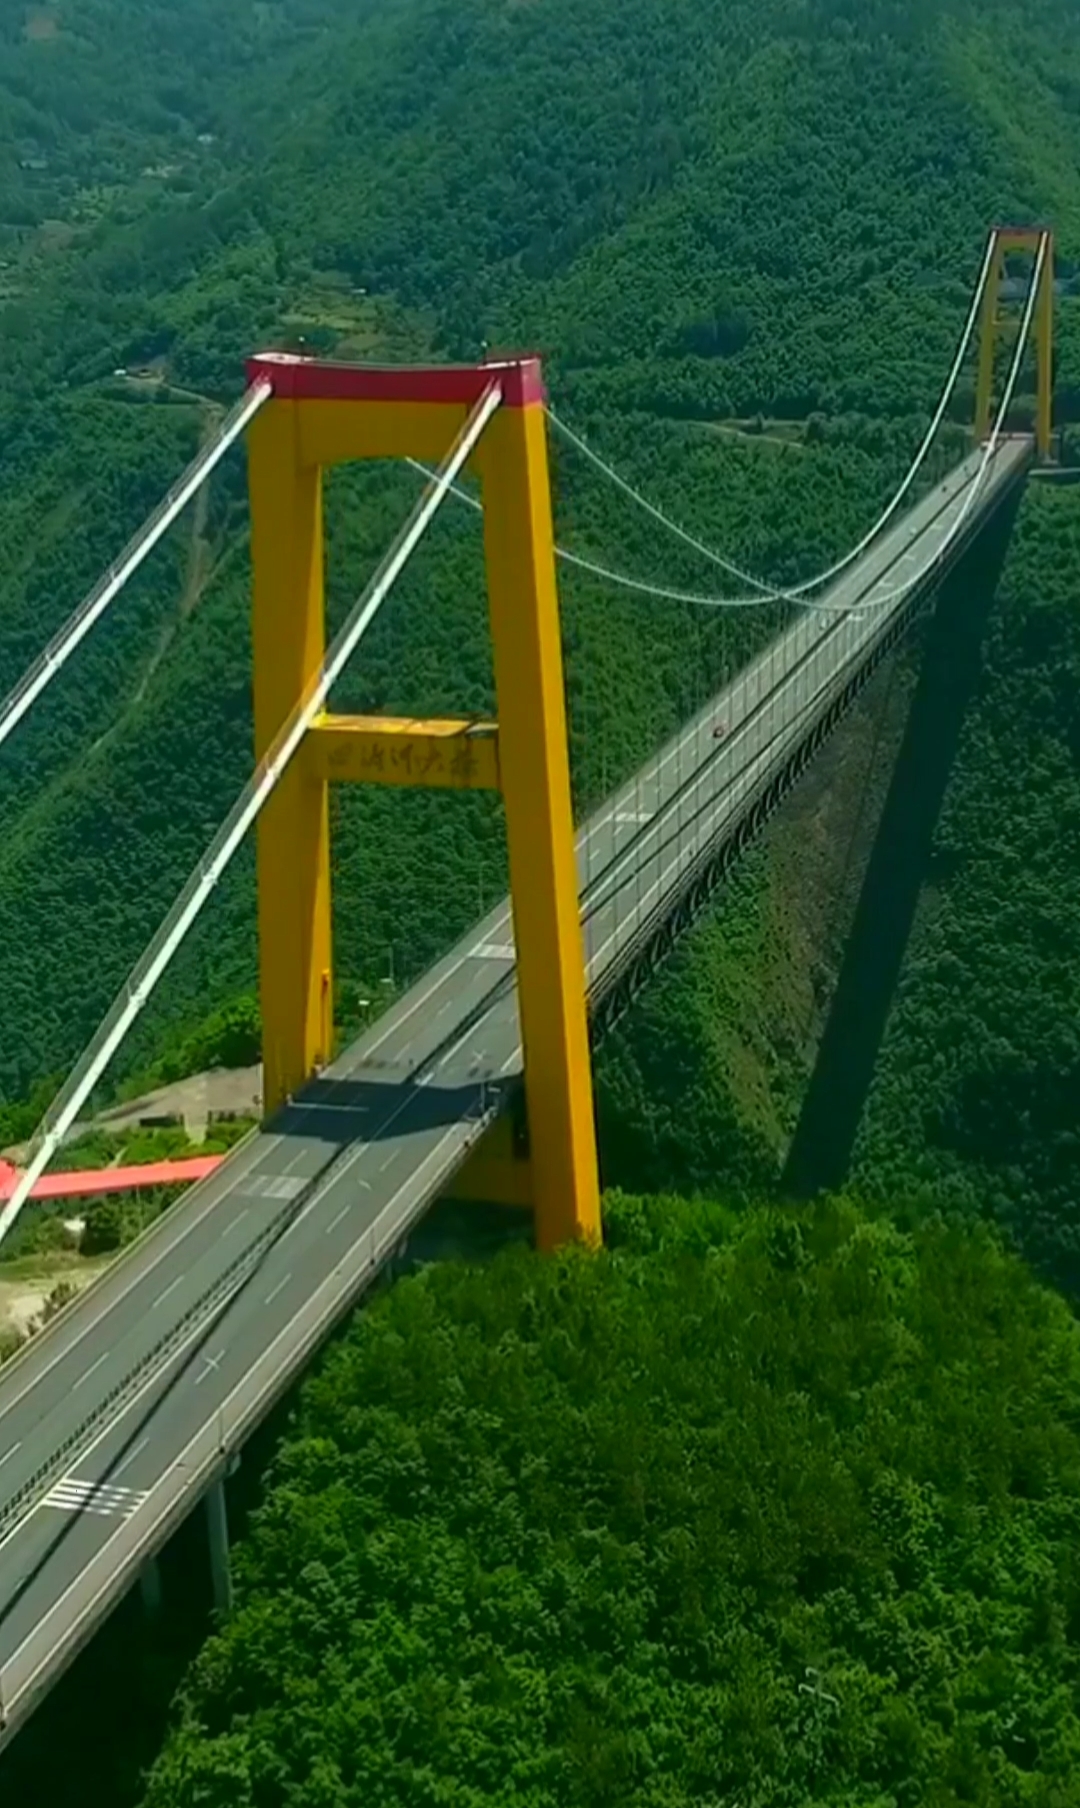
[{"x1": 784, "y1": 488, "x2": 1023, "y2": 1198}]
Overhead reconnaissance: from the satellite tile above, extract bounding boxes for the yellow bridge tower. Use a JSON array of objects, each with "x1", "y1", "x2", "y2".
[
  {"x1": 244, "y1": 355, "x2": 600, "y2": 1252},
  {"x1": 976, "y1": 225, "x2": 1054, "y2": 460}
]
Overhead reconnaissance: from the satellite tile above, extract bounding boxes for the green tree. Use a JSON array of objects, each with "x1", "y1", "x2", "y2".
[{"x1": 80, "y1": 1199, "x2": 125, "y2": 1257}]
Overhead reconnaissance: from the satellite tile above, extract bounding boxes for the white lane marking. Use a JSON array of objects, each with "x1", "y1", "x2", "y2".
[
  {"x1": 280, "y1": 1058, "x2": 453, "y2": 1241},
  {"x1": 264, "y1": 1273, "x2": 291, "y2": 1307},
  {"x1": 0, "y1": 1142, "x2": 334, "y2": 1477},
  {"x1": 112, "y1": 1435, "x2": 149, "y2": 1479},
  {"x1": 43, "y1": 1476, "x2": 148, "y2": 1521},
  {"x1": 0, "y1": 1119, "x2": 333, "y2": 1450},
  {"x1": 153, "y1": 1274, "x2": 185, "y2": 1311},
  {"x1": 580, "y1": 598, "x2": 877, "y2": 931},
  {"x1": 604, "y1": 459, "x2": 982, "y2": 828},
  {"x1": 195, "y1": 1351, "x2": 224, "y2": 1387},
  {"x1": 586, "y1": 648, "x2": 861, "y2": 966},
  {"x1": 470, "y1": 942, "x2": 514, "y2": 961},
  {"x1": 73, "y1": 1351, "x2": 109, "y2": 1392},
  {"x1": 614, "y1": 810, "x2": 653, "y2": 825},
  {"x1": 325, "y1": 1203, "x2": 351, "y2": 1235},
  {"x1": 0, "y1": 1441, "x2": 21, "y2": 1472},
  {"x1": 0, "y1": 1177, "x2": 311, "y2": 1557},
  {"x1": 378, "y1": 1150, "x2": 398, "y2": 1173},
  {"x1": 360, "y1": 904, "x2": 514, "y2": 1058},
  {"x1": 221, "y1": 1207, "x2": 250, "y2": 1238},
  {"x1": 0, "y1": 1122, "x2": 381, "y2": 1559}
]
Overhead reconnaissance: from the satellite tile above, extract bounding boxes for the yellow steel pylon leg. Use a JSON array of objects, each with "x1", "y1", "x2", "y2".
[
  {"x1": 477, "y1": 400, "x2": 601, "y2": 1250},
  {"x1": 247, "y1": 400, "x2": 333, "y2": 1115},
  {"x1": 976, "y1": 226, "x2": 1055, "y2": 459},
  {"x1": 1036, "y1": 232, "x2": 1054, "y2": 461},
  {"x1": 975, "y1": 233, "x2": 1003, "y2": 446}
]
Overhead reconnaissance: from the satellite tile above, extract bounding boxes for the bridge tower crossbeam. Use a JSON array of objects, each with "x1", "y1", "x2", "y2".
[
  {"x1": 976, "y1": 225, "x2": 1054, "y2": 461},
  {"x1": 244, "y1": 354, "x2": 600, "y2": 1251}
]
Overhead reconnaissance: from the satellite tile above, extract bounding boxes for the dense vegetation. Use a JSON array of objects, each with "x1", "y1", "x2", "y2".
[
  {"x1": 4, "y1": 0, "x2": 1080, "y2": 1799},
  {"x1": 143, "y1": 1193, "x2": 1080, "y2": 1805}
]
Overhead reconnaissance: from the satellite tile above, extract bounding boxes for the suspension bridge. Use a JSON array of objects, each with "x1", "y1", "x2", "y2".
[{"x1": 0, "y1": 226, "x2": 1056, "y2": 1746}]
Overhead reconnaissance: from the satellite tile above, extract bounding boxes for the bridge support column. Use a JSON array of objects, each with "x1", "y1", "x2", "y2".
[
  {"x1": 138, "y1": 1555, "x2": 163, "y2": 1620},
  {"x1": 205, "y1": 1477, "x2": 234, "y2": 1617},
  {"x1": 477, "y1": 401, "x2": 601, "y2": 1252},
  {"x1": 1037, "y1": 244, "x2": 1054, "y2": 461},
  {"x1": 247, "y1": 399, "x2": 333, "y2": 1118}
]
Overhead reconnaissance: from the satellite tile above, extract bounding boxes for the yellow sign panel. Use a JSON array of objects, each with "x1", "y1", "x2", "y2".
[{"x1": 304, "y1": 714, "x2": 500, "y2": 790}]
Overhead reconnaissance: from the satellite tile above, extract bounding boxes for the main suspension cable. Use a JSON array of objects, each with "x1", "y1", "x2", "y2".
[
  {"x1": 544, "y1": 230, "x2": 998, "y2": 606},
  {"x1": 407, "y1": 458, "x2": 961, "y2": 618},
  {"x1": 0, "y1": 380, "x2": 272, "y2": 755}
]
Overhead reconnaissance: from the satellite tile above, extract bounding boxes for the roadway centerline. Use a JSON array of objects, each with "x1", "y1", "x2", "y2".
[{"x1": 72, "y1": 1352, "x2": 109, "y2": 1393}]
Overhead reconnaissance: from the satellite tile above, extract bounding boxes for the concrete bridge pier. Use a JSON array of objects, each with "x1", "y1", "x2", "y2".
[
  {"x1": 138, "y1": 1556, "x2": 163, "y2": 1621},
  {"x1": 205, "y1": 1475, "x2": 234, "y2": 1617}
]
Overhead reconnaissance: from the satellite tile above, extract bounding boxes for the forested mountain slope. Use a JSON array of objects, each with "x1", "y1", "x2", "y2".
[
  {"x1": 1, "y1": 0, "x2": 1079, "y2": 1276},
  {"x1": 142, "y1": 1196, "x2": 1080, "y2": 1805}
]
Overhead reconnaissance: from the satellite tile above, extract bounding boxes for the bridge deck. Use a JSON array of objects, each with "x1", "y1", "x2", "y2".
[{"x1": 0, "y1": 436, "x2": 1031, "y2": 1746}]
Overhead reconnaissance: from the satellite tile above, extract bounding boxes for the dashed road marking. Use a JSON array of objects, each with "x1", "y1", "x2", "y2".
[
  {"x1": 153, "y1": 1274, "x2": 185, "y2": 1311},
  {"x1": 73, "y1": 1351, "x2": 109, "y2": 1392}
]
